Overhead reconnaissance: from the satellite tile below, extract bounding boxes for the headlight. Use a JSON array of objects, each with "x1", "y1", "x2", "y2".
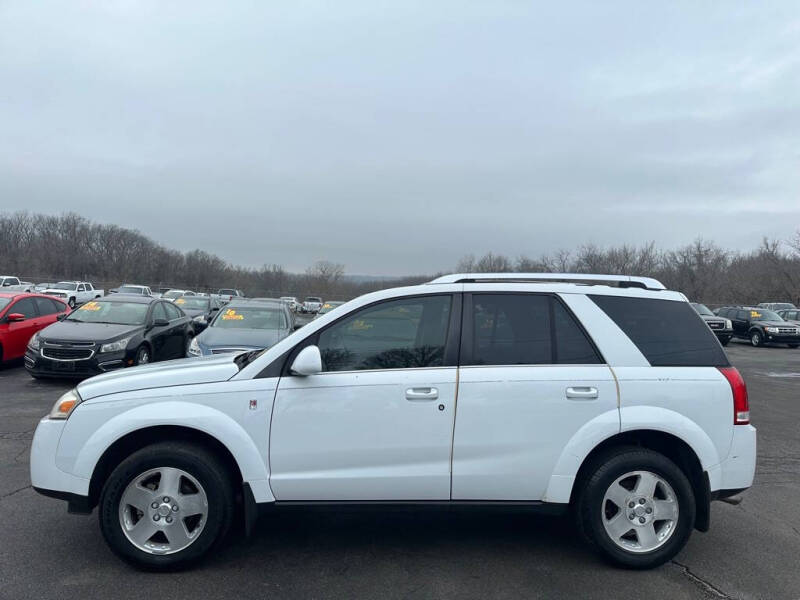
[
  {"x1": 49, "y1": 388, "x2": 81, "y2": 419},
  {"x1": 765, "y1": 326, "x2": 778, "y2": 333},
  {"x1": 100, "y1": 336, "x2": 132, "y2": 353},
  {"x1": 193, "y1": 314, "x2": 207, "y2": 323},
  {"x1": 28, "y1": 332, "x2": 40, "y2": 350},
  {"x1": 725, "y1": 319, "x2": 732, "y2": 329},
  {"x1": 187, "y1": 337, "x2": 201, "y2": 356}
]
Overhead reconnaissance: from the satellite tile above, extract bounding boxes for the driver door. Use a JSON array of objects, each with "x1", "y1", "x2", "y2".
[{"x1": 270, "y1": 294, "x2": 460, "y2": 501}]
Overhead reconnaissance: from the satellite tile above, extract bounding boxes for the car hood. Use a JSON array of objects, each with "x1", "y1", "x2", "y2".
[
  {"x1": 197, "y1": 327, "x2": 285, "y2": 350},
  {"x1": 39, "y1": 320, "x2": 141, "y2": 343},
  {"x1": 699, "y1": 315, "x2": 726, "y2": 322},
  {"x1": 760, "y1": 320, "x2": 797, "y2": 327},
  {"x1": 41, "y1": 288, "x2": 72, "y2": 295},
  {"x1": 77, "y1": 354, "x2": 240, "y2": 401}
]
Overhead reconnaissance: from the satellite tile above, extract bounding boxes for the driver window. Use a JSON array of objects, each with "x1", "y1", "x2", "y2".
[{"x1": 317, "y1": 295, "x2": 451, "y2": 372}]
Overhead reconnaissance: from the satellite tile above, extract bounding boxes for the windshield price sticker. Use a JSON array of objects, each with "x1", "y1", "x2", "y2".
[
  {"x1": 175, "y1": 298, "x2": 185, "y2": 305},
  {"x1": 222, "y1": 309, "x2": 244, "y2": 320},
  {"x1": 79, "y1": 301, "x2": 102, "y2": 311},
  {"x1": 751, "y1": 311, "x2": 762, "y2": 318}
]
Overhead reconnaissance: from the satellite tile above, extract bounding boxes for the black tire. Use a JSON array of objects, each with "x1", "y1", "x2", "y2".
[
  {"x1": 719, "y1": 336, "x2": 730, "y2": 346},
  {"x1": 575, "y1": 446, "x2": 695, "y2": 569},
  {"x1": 750, "y1": 330, "x2": 762, "y2": 347},
  {"x1": 135, "y1": 345, "x2": 151, "y2": 365},
  {"x1": 98, "y1": 442, "x2": 235, "y2": 570},
  {"x1": 68, "y1": 297, "x2": 76, "y2": 309}
]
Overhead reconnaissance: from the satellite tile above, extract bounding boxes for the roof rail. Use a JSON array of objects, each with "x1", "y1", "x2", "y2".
[{"x1": 427, "y1": 272, "x2": 666, "y2": 290}]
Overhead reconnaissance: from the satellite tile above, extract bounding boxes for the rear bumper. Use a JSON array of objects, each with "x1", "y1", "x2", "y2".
[{"x1": 717, "y1": 425, "x2": 757, "y2": 491}]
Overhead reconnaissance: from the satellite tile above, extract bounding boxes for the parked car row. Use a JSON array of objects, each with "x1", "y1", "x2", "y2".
[{"x1": 712, "y1": 305, "x2": 800, "y2": 348}]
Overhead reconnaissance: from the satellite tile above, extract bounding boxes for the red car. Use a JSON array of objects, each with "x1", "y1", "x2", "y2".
[{"x1": 0, "y1": 292, "x2": 70, "y2": 364}]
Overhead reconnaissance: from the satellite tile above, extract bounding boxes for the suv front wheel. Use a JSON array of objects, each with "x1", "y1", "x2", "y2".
[
  {"x1": 750, "y1": 331, "x2": 763, "y2": 347},
  {"x1": 99, "y1": 442, "x2": 234, "y2": 570},
  {"x1": 576, "y1": 447, "x2": 695, "y2": 569}
]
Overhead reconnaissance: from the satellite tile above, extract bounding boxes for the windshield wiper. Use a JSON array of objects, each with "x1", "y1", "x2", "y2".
[{"x1": 234, "y1": 349, "x2": 263, "y2": 370}]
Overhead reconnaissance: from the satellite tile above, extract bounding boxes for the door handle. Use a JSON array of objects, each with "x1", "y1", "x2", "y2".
[
  {"x1": 405, "y1": 387, "x2": 438, "y2": 401},
  {"x1": 566, "y1": 386, "x2": 598, "y2": 400}
]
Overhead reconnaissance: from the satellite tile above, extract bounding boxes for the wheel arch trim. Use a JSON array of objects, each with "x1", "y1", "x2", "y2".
[
  {"x1": 70, "y1": 401, "x2": 272, "y2": 502},
  {"x1": 543, "y1": 406, "x2": 720, "y2": 504}
]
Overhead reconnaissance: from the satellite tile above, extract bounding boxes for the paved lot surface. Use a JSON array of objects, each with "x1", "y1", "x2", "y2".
[{"x1": 1, "y1": 341, "x2": 799, "y2": 599}]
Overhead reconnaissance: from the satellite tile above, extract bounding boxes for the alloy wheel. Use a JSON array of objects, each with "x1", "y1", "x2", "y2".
[
  {"x1": 118, "y1": 467, "x2": 208, "y2": 555},
  {"x1": 601, "y1": 470, "x2": 679, "y2": 553}
]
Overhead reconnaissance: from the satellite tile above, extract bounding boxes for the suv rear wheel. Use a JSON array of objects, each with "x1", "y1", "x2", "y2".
[
  {"x1": 99, "y1": 442, "x2": 234, "y2": 570},
  {"x1": 576, "y1": 447, "x2": 695, "y2": 569}
]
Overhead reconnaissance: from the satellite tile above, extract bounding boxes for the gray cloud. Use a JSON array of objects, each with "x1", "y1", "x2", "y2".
[{"x1": 1, "y1": 1, "x2": 799, "y2": 275}]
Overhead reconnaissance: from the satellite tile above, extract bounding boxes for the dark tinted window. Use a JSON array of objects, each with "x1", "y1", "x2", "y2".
[
  {"x1": 151, "y1": 303, "x2": 168, "y2": 322},
  {"x1": 469, "y1": 294, "x2": 551, "y2": 365},
  {"x1": 318, "y1": 295, "x2": 451, "y2": 371},
  {"x1": 552, "y1": 300, "x2": 602, "y2": 364},
  {"x1": 590, "y1": 295, "x2": 729, "y2": 367},
  {"x1": 164, "y1": 302, "x2": 182, "y2": 320},
  {"x1": 34, "y1": 297, "x2": 59, "y2": 315},
  {"x1": 465, "y1": 294, "x2": 601, "y2": 366},
  {"x1": 10, "y1": 297, "x2": 37, "y2": 318},
  {"x1": 736, "y1": 310, "x2": 748, "y2": 320}
]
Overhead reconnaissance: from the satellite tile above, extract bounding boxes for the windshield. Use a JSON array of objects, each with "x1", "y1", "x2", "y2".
[
  {"x1": 118, "y1": 286, "x2": 144, "y2": 294},
  {"x1": 163, "y1": 291, "x2": 183, "y2": 299},
  {"x1": 52, "y1": 282, "x2": 77, "y2": 291},
  {"x1": 218, "y1": 289, "x2": 236, "y2": 295},
  {"x1": 318, "y1": 302, "x2": 343, "y2": 314},
  {"x1": 67, "y1": 300, "x2": 149, "y2": 325},
  {"x1": 750, "y1": 309, "x2": 782, "y2": 322},
  {"x1": 691, "y1": 303, "x2": 714, "y2": 316},
  {"x1": 174, "y1": 297, "x2": 209, "y2": 310},
  {"x1": 212, "y1": 306, "x2": 286, "y2": 330},
  {"x1": 306, "y1": 297, "x2": 321, "y2": 303}
]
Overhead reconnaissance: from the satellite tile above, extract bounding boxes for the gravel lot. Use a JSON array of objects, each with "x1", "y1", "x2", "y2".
[{"x1": 1, "y1": 341, "x2": 798, "y2": 600}]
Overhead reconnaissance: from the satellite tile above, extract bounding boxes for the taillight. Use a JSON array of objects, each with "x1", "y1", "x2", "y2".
[{"x1": 718, "y1": 367, "x2": 750, "y2": 425}]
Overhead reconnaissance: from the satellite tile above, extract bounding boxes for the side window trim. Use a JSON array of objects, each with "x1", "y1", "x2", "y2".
[{"x1": 460, "y1": 292, "x2": 604, "y2": 367}]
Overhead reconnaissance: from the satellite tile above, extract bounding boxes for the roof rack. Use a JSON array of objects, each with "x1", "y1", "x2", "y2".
[{"x1": 427, "y1": 273, "x2": 666, "y2": 291}]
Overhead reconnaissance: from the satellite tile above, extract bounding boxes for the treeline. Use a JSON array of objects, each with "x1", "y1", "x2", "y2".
[
  {"x1": 0, "y1": 212, "x2": 427, "y2": 299},
  {"x1": 456, "y1": 237, "x2": 800, "y2": 305},
  {"x1": 2, "y1": 211, "x2": 799, "y2": 305}
]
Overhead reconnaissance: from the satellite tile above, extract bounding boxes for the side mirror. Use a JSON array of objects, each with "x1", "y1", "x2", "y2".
[
  {"x1": 293, "y1": 321, "x2": 304, "y2": 330},
  {"x1": 152, "y1": 318, "x2": 170, "y2": 327},
  {"x1": 290, "y1": 345, "x2": 322, "y2": 376},
  {"x1": 7, "y1": 313, "x2": 25, "y2": 321},
  {"x1": 211, "y1": 306, "x2": 220, "y2": 312}
]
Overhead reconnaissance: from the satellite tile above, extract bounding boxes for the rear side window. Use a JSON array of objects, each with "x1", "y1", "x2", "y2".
[
  {"x1": 34, "y1": 297, "x2": 61, "y2": 315},
  {"x1": 464, "y1": 294, "x2": 602, "y2": 366},
  {"x1": 589, "y1": 295, "x2": 729, "y2": 367}
]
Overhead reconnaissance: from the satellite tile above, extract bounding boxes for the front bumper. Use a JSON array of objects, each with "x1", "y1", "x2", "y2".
[
  {"x1": 30, "y1": 417, "x2": 90, "y2": 503},
  {"x1": 762, "y1": 333, "x2": 800, "y2": 344},
  {"x1": 25, "y1": 348, "x2": 130, "y2": 379}
]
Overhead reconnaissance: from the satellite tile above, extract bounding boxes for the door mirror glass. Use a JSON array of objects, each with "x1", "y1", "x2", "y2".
[
  {"x1": 7, "y1": 313, "x2": 25, "y2": 321},
  {"x1": 290, "y1": 345, "x2": 322, "y2": 376}
]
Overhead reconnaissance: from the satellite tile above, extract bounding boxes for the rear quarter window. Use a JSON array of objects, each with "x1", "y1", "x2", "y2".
[{"x1": 589, "y1": 295, "x2": 729, "y2": 367}]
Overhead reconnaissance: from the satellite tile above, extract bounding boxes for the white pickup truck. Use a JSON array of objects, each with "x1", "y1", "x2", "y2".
[
  {"x1": 42, "y1": 281, "x2": 104, "y2": 308},
  {"x1": 0, "y1": 275, "x2": 33, "y2": 292}
]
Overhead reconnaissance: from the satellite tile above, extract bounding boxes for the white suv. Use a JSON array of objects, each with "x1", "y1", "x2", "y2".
[{"x1": 30, "y1": 273, "x2": 756, "y2": 570}]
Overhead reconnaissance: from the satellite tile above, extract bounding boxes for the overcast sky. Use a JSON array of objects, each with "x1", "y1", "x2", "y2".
[{"x1": 1, "y1": 2, "x2": 799, "y2": 275}]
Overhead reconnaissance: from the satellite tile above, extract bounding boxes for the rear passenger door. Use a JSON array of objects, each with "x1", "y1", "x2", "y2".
[
  {"x1": 162, "y1": 301, "x2": 187, "y2": 358},
  {"x1": 451, "y1": 292, "x2": 617, "y2": 501}
]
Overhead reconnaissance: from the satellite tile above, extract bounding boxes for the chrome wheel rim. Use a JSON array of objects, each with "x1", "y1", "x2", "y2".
[
  {"x1": 601, "y1": 470, "x2": 679, "y2": 554},
  {"x1": 138, "y1": 349, "x2": 150, "y2": 364},
  {"x1": 118, "y1": 467, "x2": 208, "y2": 555},
  {"x1": 751, "y1": 333, "x2": 760, "y2": 346}
]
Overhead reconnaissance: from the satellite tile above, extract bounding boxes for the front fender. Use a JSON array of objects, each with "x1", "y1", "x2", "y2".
[{"x1": 63, "y1": 401, "x2": 273, "y2": 501}]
